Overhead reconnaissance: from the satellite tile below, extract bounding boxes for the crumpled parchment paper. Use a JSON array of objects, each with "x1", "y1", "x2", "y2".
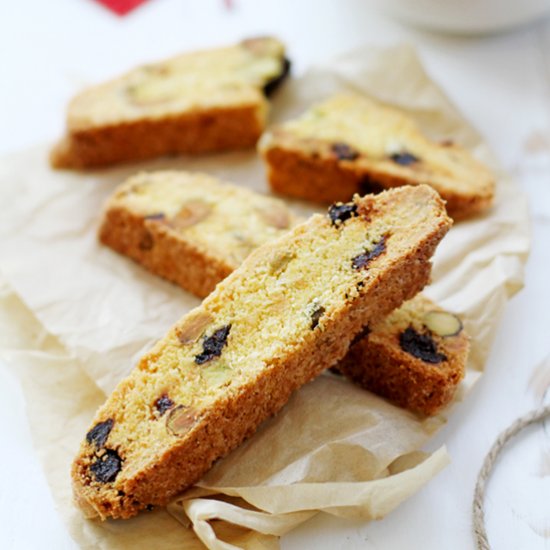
[{"x1": 0, "y1": 44, "x2": 530, "y2": 549}]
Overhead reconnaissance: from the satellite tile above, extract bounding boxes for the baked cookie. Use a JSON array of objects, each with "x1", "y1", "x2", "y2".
[
  {"x1": 73, "y1": 185, "x2": 451, "y2": 519},
  {"x1": 99, "y1": 171, "x2": 298, "y2": 298},
  {"x1": 52, "y1": 37, "x2": 290, "y2": 169},
  {"x1": 259, "y1": 93, "x2": 494, "y2": 220},
  {"x1": 336, "y1": 294, "x2": 469, "y2": 415}
]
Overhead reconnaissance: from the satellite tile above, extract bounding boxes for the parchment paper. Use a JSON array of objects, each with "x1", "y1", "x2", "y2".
[{"x1": 0, "y1": 45, "x2": 530, "y2": 549}]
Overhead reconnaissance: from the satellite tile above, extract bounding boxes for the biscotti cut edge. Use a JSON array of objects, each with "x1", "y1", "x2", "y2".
[{"x1": 72, "y1": 185, "x2": 451, "y2": 520}]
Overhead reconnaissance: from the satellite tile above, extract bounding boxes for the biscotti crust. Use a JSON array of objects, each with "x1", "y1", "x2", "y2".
[
  {"x1": 72, "y1": 185, "x2": 451, "y2": 520},
  {"x1": 337, "y1": 295, "x2": 469, "y2": 415},
  {"x1": 259, "y1": 93, "x2": 495, "y2": 220}
]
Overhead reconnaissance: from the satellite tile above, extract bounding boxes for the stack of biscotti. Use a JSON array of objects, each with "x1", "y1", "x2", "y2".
[
  {"x1": 73, "y1": 185, "x2": 451, "y2": 519},
  {"x1": 99, "y1": 171, "x2": 469, "y2": 415},
  {"x1": 259, "y1": 93, "x2": 495, "y2": 220},
  {"x1": 51, "y1": 37, "x2": 290, "y2": 169}
]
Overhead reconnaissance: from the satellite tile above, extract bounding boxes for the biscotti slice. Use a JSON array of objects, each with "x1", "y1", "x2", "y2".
[
  {"x1": 99, "y1": 171, "x2": 298, "y2": 298},
  {"x1": 51, "y1": 37, "x2": 290, "y2": 169},
  {"x1": 72, "y1": 185, "x2": 451, "y2": 520},
  {"x1": 336, "y1": 294, "x2": 469, "y2": 416},
  {"x1": 259, "y1": 93, "x2": 494, "y2": 220}
]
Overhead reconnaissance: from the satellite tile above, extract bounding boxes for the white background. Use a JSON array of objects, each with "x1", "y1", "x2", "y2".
[{"x1": 1, "y1": 1, "x2": 550, "y2": 548}]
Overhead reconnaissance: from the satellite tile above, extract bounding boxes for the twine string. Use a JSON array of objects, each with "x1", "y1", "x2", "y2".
[{"x1": 473, "y1": 404, "x2": 550, "y2": 549}]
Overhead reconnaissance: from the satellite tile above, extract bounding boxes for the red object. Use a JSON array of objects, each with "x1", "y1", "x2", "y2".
[{"x1": 94, "y1": 0, "x2": 149, "y2": 16}]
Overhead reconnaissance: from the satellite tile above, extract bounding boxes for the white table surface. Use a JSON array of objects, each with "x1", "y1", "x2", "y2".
[{"x1": 1, "y1": 1, "x2": 550, "y2": 548}]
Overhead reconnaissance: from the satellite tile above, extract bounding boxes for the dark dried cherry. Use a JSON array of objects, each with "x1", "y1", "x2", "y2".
[
  {"x1": 331, "y1": 142, "x2": 359, "y2": 161},
  {"x1": 90, "y1": 449, "x2": 122, "y2": 483},
  {"x1": 389, "y1": 151, "x2": 419, "y2": 166},
  {"x1": 154, "y1": 394, "x2": 174, "y2": 416},
  {"x1": 263, "y1": 58, "x2": 291, "y2": 96},
  {"x1": 352, "y1": 237, "x2": 386, "y2": 269},
  {"x1": 328, "y1": 202, "x2": 357, "y2": 225},
  {"x1": 86, "y1": 419, "x2": 113, "y2": 448},
  {"x1": 399, "y1": 327, "x2": 447, "y2": 364},
  {"x1": 195, "y1": 325, "x2": 232, "y2": 365}
]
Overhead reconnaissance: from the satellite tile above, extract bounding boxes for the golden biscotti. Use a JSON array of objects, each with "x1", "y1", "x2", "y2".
[
  {"x1": 52, "y1": 37, "x2": 290, "y2": 169},
  {"x1": 335, "y1": 294, "x2": 469, "y2": 415},
  {"x1": 99, "y1": 171, "x2": 299, "y2": 298},
  {"x1": 73, "y1": 185, "x2": 451, "y2": 520},
  {"x1": 259, "y1": 93, "x2": 495, "y2": 220}
]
